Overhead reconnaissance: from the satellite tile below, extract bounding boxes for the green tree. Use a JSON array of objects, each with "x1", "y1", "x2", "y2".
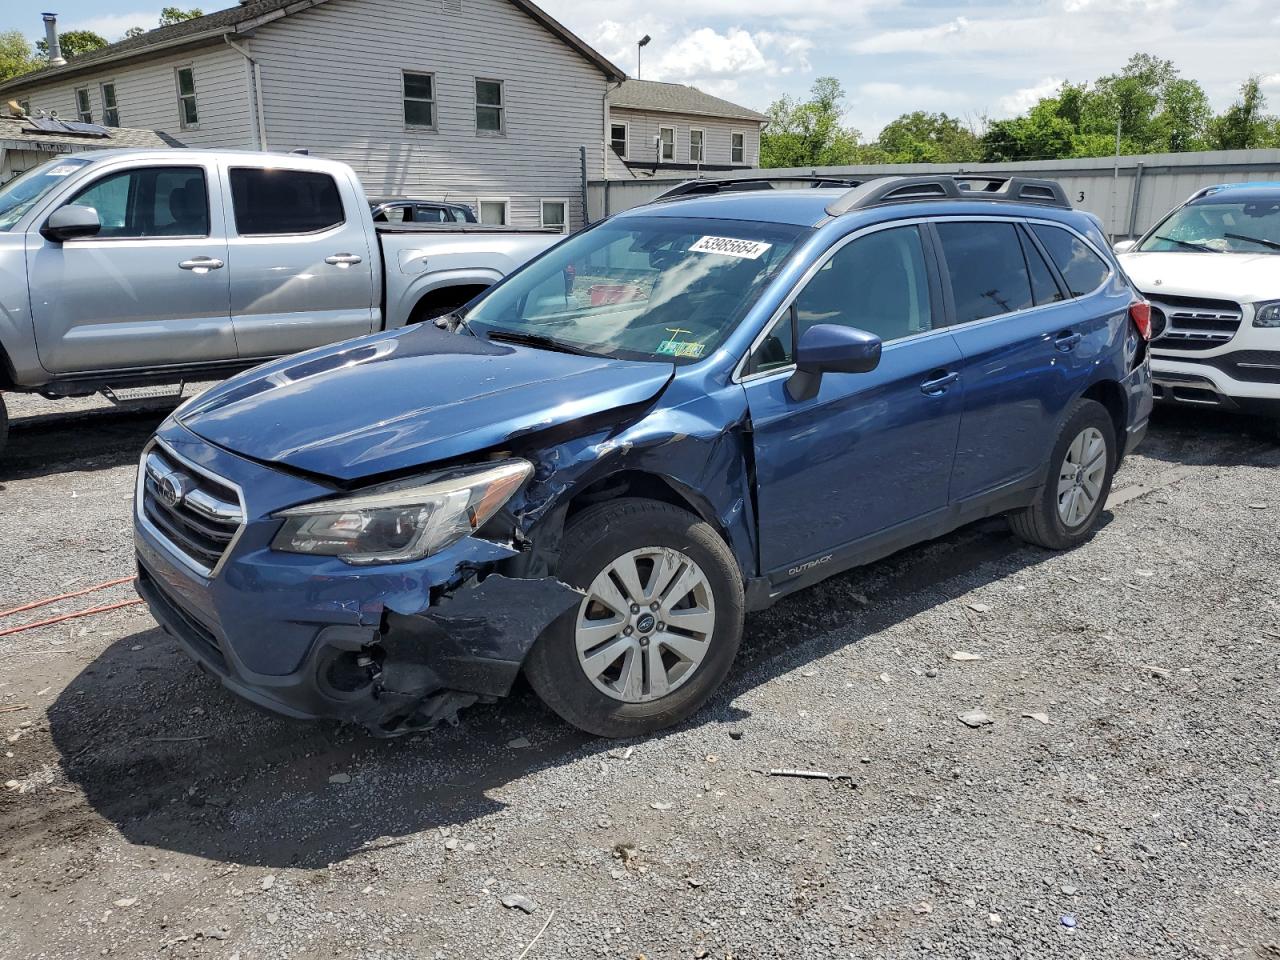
[
  {"x1": 0, "y1": 30, "x2": 37, "y2": 83},
  {"x1": 36, "y1": 29, "x2": 108, "y2": 60},
  {"x1": 159, "y1": 7, "x2": 205, "y2": 26},
  {"x1": 874, "y1": 111, "x2": 982, "y2": 163},
  {"x1": 1209, "y1": 77, "x2": 1276, "y2": 150},
  {"x1": 981, "y1": 99, "x2": 1076, "y2": 161},
  {"x1": 760, "y1": 77, "x2": 861, "y2": 168},
  {"x1": 124, "y1": 26, "x2": 146, "y2": 39}
]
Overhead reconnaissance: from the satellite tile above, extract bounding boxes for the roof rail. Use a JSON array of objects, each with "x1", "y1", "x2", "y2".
[
  {"x1": 824, "y1": 174, "x2": 1071, "y2": 216},
  {"x1": 651, "y1": 175, "x2": 868, "y2": 203}
]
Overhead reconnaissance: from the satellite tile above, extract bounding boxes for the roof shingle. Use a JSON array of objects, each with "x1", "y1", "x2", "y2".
[
  {"x1": 608, "y1": 79, "x2": 766, "y2": 123},
  {"x1": 0, "y1": 116, "x2": 183, "y2": 150}
]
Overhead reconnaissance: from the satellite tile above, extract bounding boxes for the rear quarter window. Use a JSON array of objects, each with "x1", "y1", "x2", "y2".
[{"x1": 1031, "y1": 223, "x2": 1110, "y2": 297}]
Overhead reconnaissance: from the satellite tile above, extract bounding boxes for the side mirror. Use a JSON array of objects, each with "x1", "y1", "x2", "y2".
[
  {"x1": 1112, "y1": 239, "x2": 1137, "y2": 254},
  {"x1": 786, "y1": 323, "x2": 882, "y2": 402},
  {"x1": 41, "y1": 204, "x2": 101, "y2": 243}
]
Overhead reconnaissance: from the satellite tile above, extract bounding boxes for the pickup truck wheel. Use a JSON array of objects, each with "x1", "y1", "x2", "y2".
[
  {"x1": 1008, "y1": 398, "x2": 1116, "y2": 550},
  {"x1": 524, "y1": 498, "x2": 744, "y2": 738},
  {"x1": 0, "y1": 394, "x2": 8, "y2": 461}
]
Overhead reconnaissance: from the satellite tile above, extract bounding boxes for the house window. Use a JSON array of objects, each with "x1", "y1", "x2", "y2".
[
  {"x1": 689, "y1": 128, "x2": 705, "y2": 163},
  {"x1": 478, "y1": 199, "x2": 509, "y2": 225},
  {"x1": 541, "y1": 200, "x2": 567, "y2": 234},
  {"x1": 175, "y1": 67, "x2": 199, "y2": 128},
  {"x1": 475, "y1": 79, "x2": 504, "y2": 133},
  {"x1": 731, "y1": 131, "x2": 745, "y2": 164},
  {"x1": 610, "y1": 122, "x2": 628, "y2": 158},
  {"x1": 403, "y1": 71, "x2": 435, "y2": 128},
  {"x1": 75, "y1": 87, "x2": 92, "y2": 123},
  {"x1": 100, "y1": 83, "x2": 119, "y2": 126},
  {"x1": 658, "y1": 126, "x2": 675, "y2": 161}
]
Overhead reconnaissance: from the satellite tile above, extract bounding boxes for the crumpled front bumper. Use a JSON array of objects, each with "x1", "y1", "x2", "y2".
[{"x1": 133, "y1": 422, "x2": 581, "y2": 735}]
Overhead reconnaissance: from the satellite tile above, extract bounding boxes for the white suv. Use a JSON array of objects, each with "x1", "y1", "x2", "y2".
[{"x1": 1117, "y1": 182, "x2": 1280, "y2": 434}]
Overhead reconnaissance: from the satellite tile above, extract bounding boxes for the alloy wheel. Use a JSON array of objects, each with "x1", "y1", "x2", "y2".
[
  {"x1": 574, "y1": 546, "x2": 716, "y2": 703},
  {"x1": 1057, "y1": 426, "x2": 1108, "y2": 528}
]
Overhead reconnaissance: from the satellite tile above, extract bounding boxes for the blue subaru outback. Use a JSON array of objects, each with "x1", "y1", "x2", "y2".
[{"x1": 134, "y1": 175, "x2": 1153, "y2": 738}]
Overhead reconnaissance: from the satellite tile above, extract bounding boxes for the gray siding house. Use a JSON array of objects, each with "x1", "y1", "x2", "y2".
[
  {"x1": 605, "y1": 79, "x2": 766, "y2": 179},
  {"x1": 0, "y1": 0, "x2": 626, "y2": 230}
]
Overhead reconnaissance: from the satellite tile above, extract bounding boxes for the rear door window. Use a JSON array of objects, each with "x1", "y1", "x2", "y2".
[
  {"x1": 935, "y1": 221, "x2": 1034, "y2": 323},
  {"x1": 229, "y1": 168, "x2": 344, "y2": 235},
  {"x1": 1031, "y1": 223, "x2": 1111, "y2": 297}
]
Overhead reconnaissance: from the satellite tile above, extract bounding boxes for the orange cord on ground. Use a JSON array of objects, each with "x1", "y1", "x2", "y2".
[
  {"x1": 0, "y1": 576, "x2": 137, "y2": 620},
  {"x1": 0, "y1": 598, "x2": 145, "y2": 638}
]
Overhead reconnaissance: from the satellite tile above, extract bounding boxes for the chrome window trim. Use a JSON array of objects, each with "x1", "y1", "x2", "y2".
[
  {"x1": 135, "y1": 437, "x2": 248, "y2": 580},
  {"x1": 734, "y1": 214, "x2": 1114, "y2": 384}
]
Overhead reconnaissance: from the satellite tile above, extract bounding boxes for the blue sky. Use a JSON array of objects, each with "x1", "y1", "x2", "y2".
[{"x1": 6, "y1": 0, "x2": 1280, "y2": 136}]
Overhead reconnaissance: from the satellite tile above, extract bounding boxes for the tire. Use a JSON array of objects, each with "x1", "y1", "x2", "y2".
[
  {"x1": 0, "y1": 394, "x2": 7, "y2": 462},
  {"x1": 524, "y1": 498, "x2": 745, "y2": 738},
  {"x1": 1008, "y1": 398, "x2": 1117, "y2": 550}
]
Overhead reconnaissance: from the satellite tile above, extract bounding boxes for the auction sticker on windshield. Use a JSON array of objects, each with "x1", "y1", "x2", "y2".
[{"x1": 689, "y1": 236, "x2": 773, "y2": 260}]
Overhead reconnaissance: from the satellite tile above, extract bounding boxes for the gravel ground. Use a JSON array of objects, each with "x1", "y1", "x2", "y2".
[{"x1": 0, "y1": 397, "x2": 1278, "y2": 960}]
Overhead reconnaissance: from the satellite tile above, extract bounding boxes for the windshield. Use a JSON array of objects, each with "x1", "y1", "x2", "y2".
[
  {"x1": 1139, "y1": 197, "x2": 1280, "y2": 254},
  {"x1": 462, "y1": 215, "x2": 809, "y2": 363},
  {"x1": 0, "y1": 157, "x2": 91, "y2": 231}
]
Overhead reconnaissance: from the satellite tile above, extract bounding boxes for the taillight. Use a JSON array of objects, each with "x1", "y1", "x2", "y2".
[{"x1": 1129, "y1": 300, "x2": 1152, "y2": 341}]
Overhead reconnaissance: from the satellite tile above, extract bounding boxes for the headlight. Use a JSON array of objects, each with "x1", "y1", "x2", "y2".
[
  {"x1": 1254, "y1": 301, "x2": 1280, "y2": 328},
  {"x1": 271, "y1": 460, "x2": 532, "y2": 564}
]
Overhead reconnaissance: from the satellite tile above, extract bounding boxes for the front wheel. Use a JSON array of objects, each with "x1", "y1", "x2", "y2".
[
  {"x1": 1009, "y1": 398, "x2": 1117, "y2": 550},
  {"x1": 524, "y1": 498, "x2": 744, "y2": 738}
]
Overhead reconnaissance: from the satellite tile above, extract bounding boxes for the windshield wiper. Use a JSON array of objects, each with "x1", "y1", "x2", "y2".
[
  {"x1": 1153, "y1": 235, "x2": 1221, "y2": 253},
  {"x1": 1224, "y1": 231, "x2": 1280, "y2": 252},
  {"x1": 486, "y1": 330, "x2": 596, "y2": 356}
]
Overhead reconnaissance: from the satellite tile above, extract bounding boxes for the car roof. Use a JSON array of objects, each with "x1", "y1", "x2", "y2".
[
  {"x1": 615, "y1": 187, "x2": 1086, "y2": 230},
  {"x1": 1193, "y1": 182, "x2": 1280, "y2": 204}
]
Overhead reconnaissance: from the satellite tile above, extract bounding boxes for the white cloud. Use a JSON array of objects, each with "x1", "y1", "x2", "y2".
[
  {"x1": 61, "y1": 11, "x2": 162, "y2": 41},
  {"x1": 998, "y1": 76, "x2": 1064, "y2": 116},
  {"x1": 1261, "y1": 73, "x2": 1280, "y2": 90}
]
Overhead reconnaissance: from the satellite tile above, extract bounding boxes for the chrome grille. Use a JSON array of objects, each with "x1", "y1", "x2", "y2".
[
  {"x1": 1146, "y1": 293, "x2": 1243, "y2": 350},
  {"x1": 140, "y1": 444, "x2": 244, "y2": 576}
]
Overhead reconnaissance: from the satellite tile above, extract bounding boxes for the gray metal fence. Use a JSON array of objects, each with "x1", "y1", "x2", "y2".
[{"x1": 588, "y1": 149, "x2": 1280, "y2": 239}]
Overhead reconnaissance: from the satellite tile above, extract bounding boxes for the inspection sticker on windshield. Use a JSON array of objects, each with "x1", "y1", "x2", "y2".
[
  {"x1": 688, "y1": 235, "x2": 772, "y2": 260},
  {"x1": 46, "y1": 164, "x2": 81, "y2": 177},
  {"x1": 657, "y1": 339, "x2": 706, "y2": 359}
]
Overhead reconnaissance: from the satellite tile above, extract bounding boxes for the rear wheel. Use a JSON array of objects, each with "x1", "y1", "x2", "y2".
[
  {"x1": 524, "y1": 498, "x2": 744, "y2": 738},
  {"x1": 0, "y1": 394, "x2": 8, "y2": 461},
  {"x1": 1009, "y1": 398, "x2": 1117, "y2": 550}
]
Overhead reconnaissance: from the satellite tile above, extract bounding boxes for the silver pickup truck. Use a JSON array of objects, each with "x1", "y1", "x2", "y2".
[{"x1": 0, "y1": 149, "x2": 562, "y2": 455}]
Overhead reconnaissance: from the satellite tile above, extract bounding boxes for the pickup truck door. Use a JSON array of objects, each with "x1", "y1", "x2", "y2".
[
  {"x1": 741, "y1": 224, "x2": 963, "y2": 577},
  {"x1": 27, "y1": 160, "x2": 236, "y2": 375},
  {"x1": 221, "y1": 163, "x2": 378, "y2": 359}
]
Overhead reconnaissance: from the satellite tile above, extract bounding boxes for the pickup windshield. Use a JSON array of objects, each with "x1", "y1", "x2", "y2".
[
  {"x1": 462, "y1": 215, "x2": 809, "y2": 363},
  {"x1": 0, "y1": 156, "x2": 92, "y2": 231},
  {"x1": 1139, "y1": 196, "x2": 1280, "y2": 254}
]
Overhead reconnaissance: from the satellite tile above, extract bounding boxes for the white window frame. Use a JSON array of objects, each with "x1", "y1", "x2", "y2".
[
  {"x1": 100, "y1": 81, "x2": 119, "y2": 126},
  {"x1": 175, "y1": 66, "x2": 199, "y2": 129},
  {"x1": 477, "y1": 197, "x2": 510, "y2": 226},
  {"x1": 731, "y1": 130, "x2": 746, "y2": 164},
  {"x1": 609, "y1": 120, "x2": 629, "y2": 158},
  {"x1": 475, "y1": 78, "x2": 505, "y2": 135},
  {"x1": 540, "y1": 199, "x2": 569, "y2": 234},
  {"x1": 402, "y1": 70, "x2": 437, "y2": 129},
  {"x1": 658, "y1": 125, "x2": 675, "y2": 162},
  {"x1": 74, "y1": 86, "x2": 92, "y2": 123},
  {"x1": 689, "y1": 127, "x2": 705, "y2": 164}
]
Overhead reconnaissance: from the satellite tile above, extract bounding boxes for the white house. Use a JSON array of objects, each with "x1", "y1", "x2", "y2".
[{"x1": 1, "y1": 0, "x2": 627, "y2": 230}]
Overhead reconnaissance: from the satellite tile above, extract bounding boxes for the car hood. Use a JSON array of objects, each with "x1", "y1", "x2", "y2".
[
  {"x1": 1119, "y1": 250, "x2": 1280, "y2": 304},
  {"x1": 178, "y1": 326, "x2": 675, "y2": 482}
]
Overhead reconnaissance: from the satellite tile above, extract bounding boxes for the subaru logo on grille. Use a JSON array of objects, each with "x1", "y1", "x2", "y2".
[{"x1": 157, "y1": 471, "x2": 192, "y2": 508}]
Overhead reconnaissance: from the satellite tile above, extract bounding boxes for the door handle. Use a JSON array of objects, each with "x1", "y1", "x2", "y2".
[
  {"x1": 178, "y1": 257, "x2": 224, "y2": 272},
  {"x1": 325, "y1": 253, "x2": 363, "y2": 266},
  {"x1": 920, "y1": 371, "x2": 960, "y2": 396},
  {"x1": 1054, "y1": 331, "x2": 1083, "y2": 351}
]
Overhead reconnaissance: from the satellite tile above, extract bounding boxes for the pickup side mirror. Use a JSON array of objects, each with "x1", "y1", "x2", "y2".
[
  {"x1": 786, "y1": 323, "x2": 882, "y2": 402},
  {"x1": 1112, "y1": 239, "x2": 1137, "y2": 254},
  {"x1": 41, "y1": 204, "x2": 101, "y2": 243}
]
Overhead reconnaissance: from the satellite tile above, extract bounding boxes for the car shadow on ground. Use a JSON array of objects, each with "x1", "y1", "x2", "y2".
[
  {"x1": 45, "y1": 515, "x2": 1063, "y2": 870},
  {"x1": 0, "y1": 405, "x2": 172, "y2": 482},
  {"x1": 1138, "y1": 405, "x2": 1279, "y2": 468}
]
